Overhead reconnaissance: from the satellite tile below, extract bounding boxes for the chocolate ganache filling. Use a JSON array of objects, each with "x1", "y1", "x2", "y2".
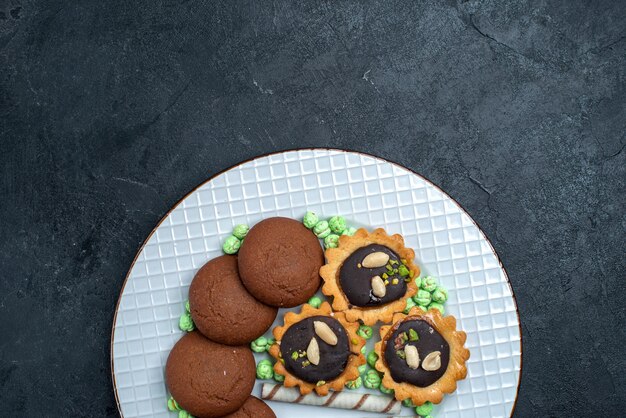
[
  {"x1": 384, "y1": 318, "x2": 450, "y2": 387},
  {"x1": 339, "y1": 244, "x2": 408, "y2": 307},
  {"x1": 280, "y1": 316, "x2": 350, "y2": 383}
]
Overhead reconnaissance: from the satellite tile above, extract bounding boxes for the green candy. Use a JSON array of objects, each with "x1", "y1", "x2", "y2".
[
  {"x1": 432, "y1": 286, "x2": 448, "y2": 303},
  {"x1": 428, "y1": 302, "x2": 445, "y2": 315},
  {"x1": 357, "y1": 325, "x2": 373, "y2": 340},
  {"x1": 273, "y1": 371, "x2": 285, "y2": 382},
  {"x1": 232, "y1": 224, "x2": 249, "y2": 240},
  {"x1": 222, "y1": 235, "x2": 241, "y2": 254},
  {"x1": 328, "y1": 216, "x2": 346, "y2": 234},
  {"x1": 345, "y1": 376, "x2": 362, "y2": 389},
  {"x1": 303, "y1": 211, "x2": 319, "y2": 229},
  {"x1": 364, "y1": 370, "x2": 381, "y2": 389},
  {"x1": 342, "y1": 227, "x2": 357, "y2": 236},
  {"x1": 178, "y1": 313, "x2": 195, "y2": 332},
  {"x1": 266, "y1": 338, "x2": 276, "y2": 351},
  {"x1": 185, "y1": 300, "x2": 190, "y2": 313},
  {"x1": 250, "y1": 336, "x2": 268, "y2": 353},
  {"x1": 402, "y1": 399, "x2": 415, "y2": 408},
  {"x1": 178, "y1": 411, "x2": 193, "y2": 418},
  {"x1": 167, "y1": 397, "x2": 180, "y2": 411},
  {"x1": 313, "y1": 221, "x2": 331, "y2": 238},
  {"x1": 413, "y1": 290, "x2": 432, "y2": 307},
  {"x1": 414, "y1": 276, "x2": 422, "y2": 289},
  {"x1": 324, "y1": 234, "x2": 340, "y2": 249},
  {"x1": 403, "y1": 297, "x2": 417, "y2": 314},
  {"x1": 256, "y1": 359, "x2": 274, "y2": 380},
  {"x1": 366, "y1": 351, "x2": 379, "y2": 368},
  {"x1": 308, "y1": 295, "x2": 323, "y2": 308},
  {"x1": 358, "y1": 364, "x2": 367, "y2": 374},
  {"x1": 421, "y1": 276, "x2": 438, "y2": 292},
  {"x1": 379, "y1": 382, "x2": 394, "y2": 395},
  {"x1": 415, "y1": 401, "x2": 433, "y2": 416},
  {"x1": 361, "y1": 345, "x2": 367, "y2": 354}
]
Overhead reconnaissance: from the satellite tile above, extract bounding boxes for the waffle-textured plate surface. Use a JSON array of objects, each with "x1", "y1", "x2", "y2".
[{"x1": 111, "y1": 149, "x2": 521, "y2": 418}]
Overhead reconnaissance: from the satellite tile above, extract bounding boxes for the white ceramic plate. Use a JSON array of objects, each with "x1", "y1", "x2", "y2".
[{"x1": 111, "y1": 149, "x2": 522, "y2": 418}]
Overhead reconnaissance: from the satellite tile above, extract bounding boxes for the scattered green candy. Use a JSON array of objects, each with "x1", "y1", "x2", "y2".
[
  {"x1": 409, "y1": 328, "x2": 419, "y2": 341},
  {"x1": 414, "y1": 276, "x2": 422, "y2": 289},
  {"x1": 185, "y1": 300, "x2": 191, "y2": 313},
  {"x1": 316, "y1": 380, "x2": 326, "y2": 387},
  {"x1": 313, "y1": 221, "x2": 331, "y2": 238},
  {"x1": 364, "y1": 370, "x2": 381, "y2": 389},
  {"x1": 379, "y1": 382, "x2": 394, "y2": 395},
  {"x1": 178, "y1": 411, "x2": 193, "y2": 418},
  {"x1": 402, "y1": 399, "x2": 415, "y2": 408},
  {"x1": 358, "y1": 364, "x2": 367, "y2": 374},
  {"x1": 345, "y1": 376, "x2": 362, "y2": 389},
  {"x1": 266, "y1": 338, "x2": 276, "y2": 351},
  {"x1": 308, "y1": 295, "x2": 323, "y2": 308},
  {"x1": 222, "y1": 235, "x2": 241, "y2": 254},
  {"x1": 250, "y1": 336, "x2": 268, "y2": 353},
  {"x1": 428, "y1": 302, "x2": 445, "y2": 315},
  {"x1": 342, "y1": 227, "x2": 357, "y2": 236},
  {"x1": 404, "y1": 297, "x2": 417, "y2": 314},
  {"x1": 328, "y1": 216, "x2": 346, "y2": 234},
  {"x1": 415, "y1": 401, "x2": 433, "y2": 416},
  {"x1": 179, "y1": 313, "x2": 195, "y2": 332},
  {"x1": 167, "y1": 397, "x2": 180, "y2": 411},
  {"x1": 357, "y1": 325, "x2": 373, "y2": 340},
  {"x1": 232, "y1": 224, "x2": 249, "y2": 240},
  {"x1": 413, "y1": 289, "x2": 432, "y2": 307},
  {"x1": 432, "y1": 286, "x2": 448, "y2": 303},
  {"x1": 256, "y1": 359, "x2": 274, "y2": 380},
  {"x1": 273, "y1": 371, "x2": 285, "y2": 382},
  {"x1": 366, "y1": 351, "x2": 379, "y2": 368},
  {"x1": 421, "y1": 276, "x2": 438, "y2": 292},
  {"x1": 324, "y1": 234, "x2": 340, "y2": 248},
  {"x1": 303, "y1": 211, "x2": 319, "y2": 229}
]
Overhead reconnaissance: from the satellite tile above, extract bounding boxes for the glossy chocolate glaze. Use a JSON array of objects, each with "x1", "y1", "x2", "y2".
[
  {"x1": 279, "y1": 316, "x2": 350, "y2": 383},
  {"x1": 383, "y1": 318, "x2": 450, "y2": 387},
  {"x1": 338, "y1": 244, "x2": 407, "y2": 307}
]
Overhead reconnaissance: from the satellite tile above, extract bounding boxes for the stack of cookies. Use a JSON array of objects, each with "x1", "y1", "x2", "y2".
[{"x1": 166, "y1": 218, "x2": 324, "y2": 418}]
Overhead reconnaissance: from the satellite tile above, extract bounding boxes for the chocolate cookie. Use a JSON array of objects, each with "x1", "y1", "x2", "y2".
[
  {"x1": 189, "y1": 255, "x2": 278, "y2": 345},
  {"x1": 221, "y1": 396, "x2": 276, "y2": 418},
  {"x1": 165, "y1": 332, "x2": 255, "y2": 418},
  {"x1": 238, "y1": 217, "x2": 323, "y2": 307}
]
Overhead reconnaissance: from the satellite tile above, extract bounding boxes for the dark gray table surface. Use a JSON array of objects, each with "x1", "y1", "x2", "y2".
[{"x1": 1, "y1": 1, "x2": 624, "y2": 416}]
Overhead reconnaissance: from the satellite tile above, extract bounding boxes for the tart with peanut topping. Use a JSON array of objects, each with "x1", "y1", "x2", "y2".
[
  {"x1": 374, "y1": 307, "x2": 470, "y2": 405},
  {"x1": 268, "y1": 302, "x2": 366, "y2": 396},
  {"x1": 319, "y1": 228, "x2": 419, "y2": 325}
]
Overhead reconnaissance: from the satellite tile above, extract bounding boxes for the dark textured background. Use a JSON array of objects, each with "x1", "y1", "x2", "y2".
[{"x1": 1, "y1": 0, "x2": 624, "y2": 416}]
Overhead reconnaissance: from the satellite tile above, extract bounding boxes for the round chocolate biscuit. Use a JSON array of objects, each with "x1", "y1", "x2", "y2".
[
  {"x1": 279, "y1": 315, "x2": 351, "y2": 383},
  {"x1": 383, "y1": 318, "x2": 450, "y2": 387},
  {"x1": 189, "y1": 255, "x2": 277, "y2": 345},
  {"x1": 221, "y1": 396, "x2": 276, "y2": 418},
  {"x1": 339, "y1": 243, "x2": 408, "y2": 307},
  {"x1": 165, "y1": 332, "x2": 255, "y2": 418},
  {"x1": 238, "y1": 217, "x2": 323, "y2": 307}
]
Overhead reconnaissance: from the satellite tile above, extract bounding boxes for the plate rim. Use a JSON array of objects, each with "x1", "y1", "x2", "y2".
[{"x1": 110, "y1": 147, "x2": 523, "y2": 417}]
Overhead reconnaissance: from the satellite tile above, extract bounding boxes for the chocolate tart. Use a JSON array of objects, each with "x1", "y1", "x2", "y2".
[
  {"x1": 268, "y1": 302, "x2": 366, "y2": 396},
  {"x1": 374, "y1": 307, "x2": 470, "y2": 405},
  {"x1": 319, "y1": 228, "x2": 419, "y2": 325}
]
